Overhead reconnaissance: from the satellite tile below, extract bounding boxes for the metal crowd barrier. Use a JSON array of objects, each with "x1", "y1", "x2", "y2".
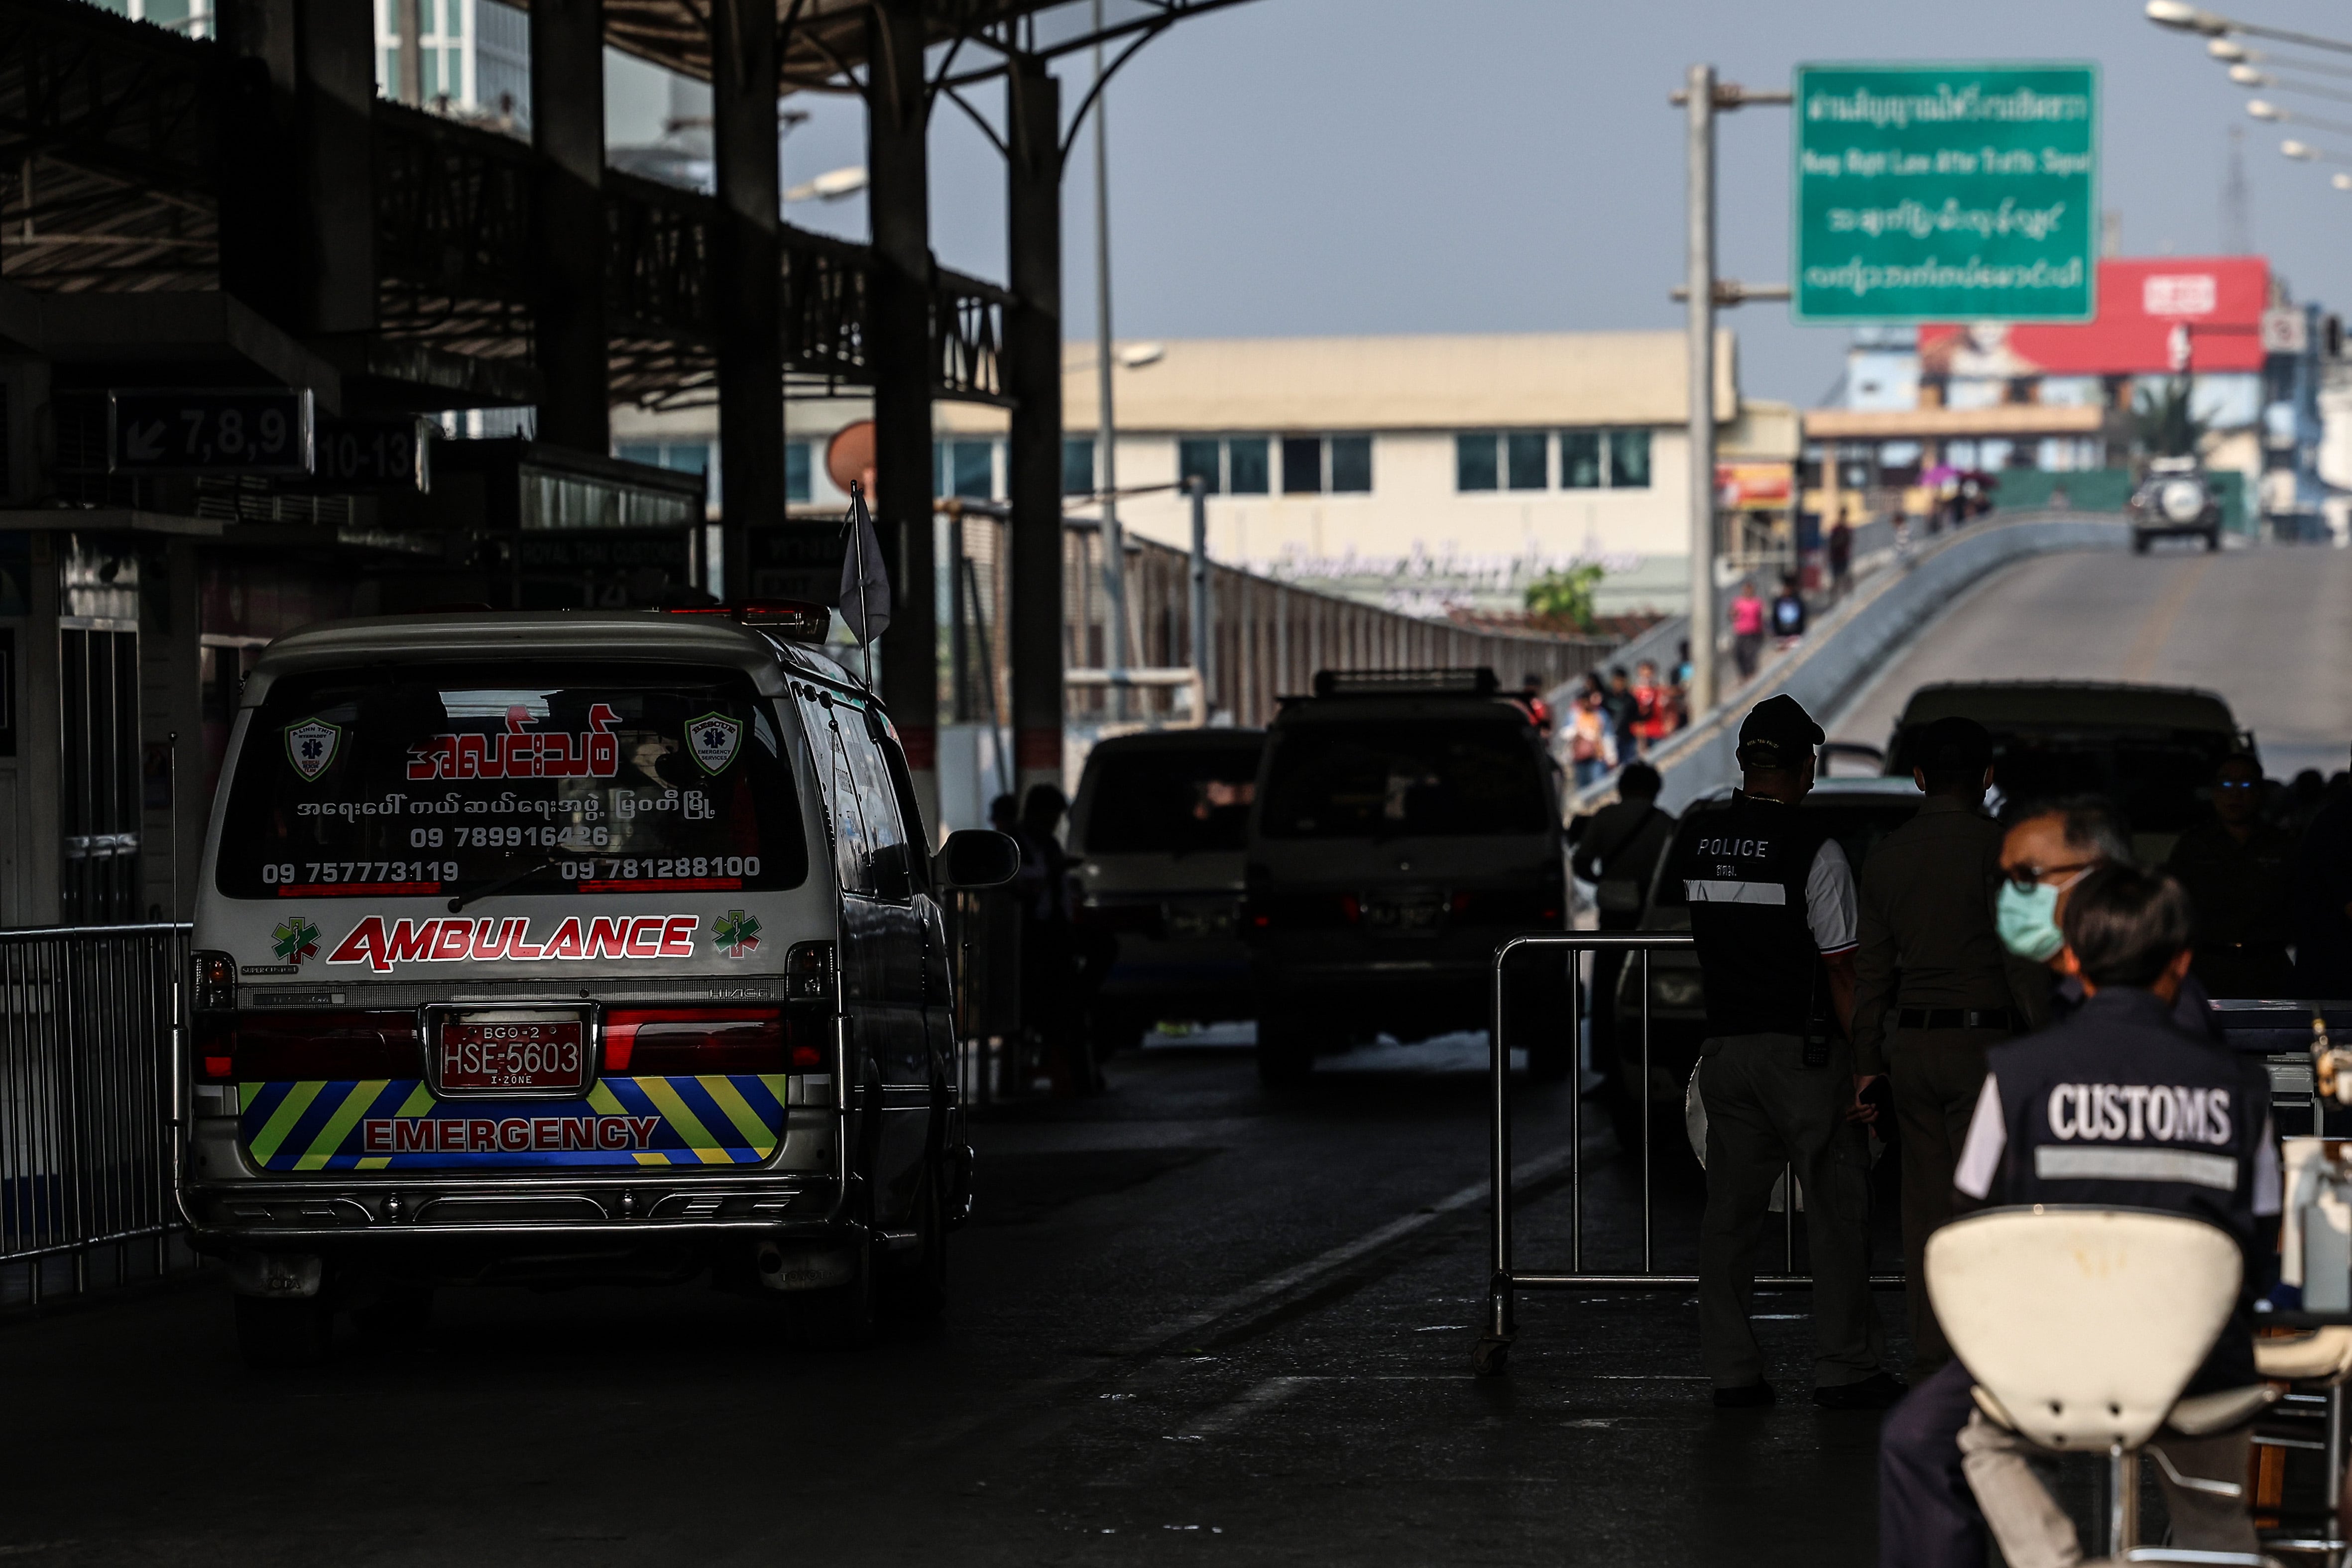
[
  {"x1": 1478, "y1": 930, "x2": 1910, "y2": 1376},
  {"x1": 0, "y1": 922, "x2": 192, "y2": 1307}
]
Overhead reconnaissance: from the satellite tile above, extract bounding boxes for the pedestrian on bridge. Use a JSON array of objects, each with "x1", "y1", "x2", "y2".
[
  {"x1": 1674, "y1": 694, "x2": 1902, "y2": 1411},
  {"x1": 1851, "y1": 717, "x2": 2016, "y2": 1379}
]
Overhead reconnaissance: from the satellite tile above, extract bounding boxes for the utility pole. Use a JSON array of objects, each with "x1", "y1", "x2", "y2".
[
  {"x1": 1671, "y1": 66, "x2": 1789, "y2": 716},
  {"x1": 1683, "y1": 62, "x2": 1718, "y2": 716},
  {"x1": 1187, "y1": 475, "x2": 1211, "y2": 714},
  {"x1": 1092, "y1": 0, "x2": 1132, "y2": 719}
]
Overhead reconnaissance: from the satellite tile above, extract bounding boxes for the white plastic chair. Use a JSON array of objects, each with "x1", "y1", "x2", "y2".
[{"x1": 1926, "y1": 1206, "x2": 2277, "y2": 1563}]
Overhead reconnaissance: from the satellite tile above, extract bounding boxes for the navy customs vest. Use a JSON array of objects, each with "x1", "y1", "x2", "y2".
[
  {"x1": 1674, "y1": 793, "x2": 1832, "y2": 1039},
  {"x1": 1986, "y1": 988, "x2": 2272, "y2": 1393}
]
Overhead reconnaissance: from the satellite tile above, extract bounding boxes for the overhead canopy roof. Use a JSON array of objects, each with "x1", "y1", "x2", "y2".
[{"x1": 585, "y1": 0, "x2": 1252, "y2": 91}]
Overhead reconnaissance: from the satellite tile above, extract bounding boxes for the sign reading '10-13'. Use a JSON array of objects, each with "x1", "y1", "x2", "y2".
[{"x1": 1792, "y1": 62, "x2": 2099, "y2": 325}]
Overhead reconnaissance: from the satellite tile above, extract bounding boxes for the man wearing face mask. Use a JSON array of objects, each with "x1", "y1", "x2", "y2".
[
  {"x1": 1996, "y1": 797, "x2": 2221, "y2": 1039},
  {"x1": 1881, "y1": 801, "x2": 2225, "y2": 1568},
  {"x1": 1882, "y1": 866, "x2": 2278, "y2": 1568}
]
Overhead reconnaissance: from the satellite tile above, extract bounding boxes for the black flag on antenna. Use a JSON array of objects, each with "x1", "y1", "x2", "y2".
[{"x1": 838, "y1": 481, "x2": 892, "y2": 648}]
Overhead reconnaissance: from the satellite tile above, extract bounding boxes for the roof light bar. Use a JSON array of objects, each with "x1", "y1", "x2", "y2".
[
  {"x1": 663, "y1": 601, "x2": 833, "y2": 641},
  {"x1": 1309, "y1": 667, "x2": 1501, "y2": 699}
]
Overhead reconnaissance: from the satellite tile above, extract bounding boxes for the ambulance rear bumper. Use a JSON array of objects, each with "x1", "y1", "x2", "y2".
[{"x1": 184, "y1": 1173, "x2": 845, "y2": 1249}]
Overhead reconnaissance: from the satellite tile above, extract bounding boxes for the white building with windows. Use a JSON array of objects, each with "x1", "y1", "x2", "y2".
[
  {"x1": 962, "y1": 332, "x2": 1743, "y2": 615},
  {"x1": 612, "y1": 332, "x2": 1758, "y2": 615}
]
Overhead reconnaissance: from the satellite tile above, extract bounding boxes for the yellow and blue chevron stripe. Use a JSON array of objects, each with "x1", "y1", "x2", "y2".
[{"x1": 238, "y1": 1074, "x2": 789, "y2": 1170}]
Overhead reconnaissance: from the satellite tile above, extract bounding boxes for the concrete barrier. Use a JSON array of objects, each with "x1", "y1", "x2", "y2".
[{"x1": 1574, "y1": 511, "x2": 2130, "y2": 815}]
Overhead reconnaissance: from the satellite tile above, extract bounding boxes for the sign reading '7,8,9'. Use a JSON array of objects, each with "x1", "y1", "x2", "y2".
[
  {"x1": 107, "y1": 387, "x2": 315, "y2": 476},
  {"x1": 1791, "y1": 62, "x2": 2099, "y2": 325}
]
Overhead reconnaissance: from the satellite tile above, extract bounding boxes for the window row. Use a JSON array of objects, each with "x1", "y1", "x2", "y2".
[
  {"x1": 1176, "y1": 434, "x2": 1372, "y2": 497},
  {"x1": 1455, "y1": 429, "x2": 1652, "y2": 492}
]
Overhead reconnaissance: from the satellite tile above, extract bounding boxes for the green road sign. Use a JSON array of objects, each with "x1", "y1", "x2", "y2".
[{"x1": 1792, "y1": 62, "x2": 2098, "y2": 324}]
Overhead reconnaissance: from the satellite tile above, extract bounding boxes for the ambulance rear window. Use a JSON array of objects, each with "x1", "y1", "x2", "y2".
[{"x1": 215, "y1": 663, "x2": 808, "y2": 899}]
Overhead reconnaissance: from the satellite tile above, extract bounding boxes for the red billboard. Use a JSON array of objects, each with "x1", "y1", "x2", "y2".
[{"x1": 1919, "y1": 256, "x2": 2269, "y2": 376}]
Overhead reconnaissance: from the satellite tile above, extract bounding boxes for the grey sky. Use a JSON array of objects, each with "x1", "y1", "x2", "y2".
[{"x1": 620, "y1": 0, "x2": 2352, "y2": 407}]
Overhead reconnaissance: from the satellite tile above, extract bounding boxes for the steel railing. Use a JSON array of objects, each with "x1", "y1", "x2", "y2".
[
  {"x1": 0, "y1": 922, "x2": 192, "y2": 1308},
  {"x1": 1478, "y1": 930, "x2": 1914, "y2": 1376}
]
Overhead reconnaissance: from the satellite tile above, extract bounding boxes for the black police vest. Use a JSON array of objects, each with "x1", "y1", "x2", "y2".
[
  {"x1": 1674, "y1": 793, "x2": 1832, "y2": 1038},
  {"x1": 1986, "y1": 988, "x2": 2272, "y2": 1394}
]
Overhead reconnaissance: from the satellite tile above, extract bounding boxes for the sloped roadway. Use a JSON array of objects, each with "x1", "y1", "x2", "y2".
[{"x1": 0, "y1": 1033, "x2": 1902, "y2": 1567}]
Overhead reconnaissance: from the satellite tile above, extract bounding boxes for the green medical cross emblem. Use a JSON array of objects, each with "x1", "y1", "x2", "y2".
[
  {"x1": 713, "y1": 910, "x2": 761, "y2": 958},
  {"x1": 272, "y1": 916, "x2": 320, "y2": 965}
]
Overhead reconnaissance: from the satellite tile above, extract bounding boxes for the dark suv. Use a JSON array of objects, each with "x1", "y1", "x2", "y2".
[{"x1": 1243, "y1": 669, "x2": 1569, "y2": 1085}]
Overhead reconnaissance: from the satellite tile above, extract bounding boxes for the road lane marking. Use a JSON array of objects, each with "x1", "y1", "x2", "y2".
[
  {"x1": 1104, "y1": 1142, "x2": 1576, "y2": 1359},
  {"x1": 908, "y1": 1141, "x2": 1579, "y2": 1454},
  {"x1": 1170, "y1": 1374, "x2": 1314, "y2": 1440},
  {"x1": 2123, "y1": 554, "x2": 2215, "y2": 680}
]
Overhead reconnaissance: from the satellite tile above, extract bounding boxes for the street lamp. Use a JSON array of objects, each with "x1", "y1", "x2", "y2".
[
  {"x1": 2235, "y1": 67, "x2": 2352, "y2": 106},
  {"x1": 2147, "y1": 2, "x2": 2227, "y2": 35},
  {"x1": 2335, "y1": 171, "x2": 2352, "y2": 190},
  {"x1": 782, "y1": 165, "x2": 868, "y2": 203},
  {"x1": 2278, "y1": 139, "x2": 2352, "y2": 165},
  {"x1": 2146, "y1": 0, "x2": 2352, "y2": 56},
  {"x1": 2212, "y1": 39, "x2": 2352, "y2": 78},
  {"x1": 2251, "y1": 99, "x2": 2352, "y2": 137}
]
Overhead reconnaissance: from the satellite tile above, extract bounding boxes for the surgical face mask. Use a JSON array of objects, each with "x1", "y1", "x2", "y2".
[
  {"x1": 1996, "y1": 880, "x2": 2065, "y2": 962},
  {"x1": 1997, "y1": 867, "x2": 2091, "y2": 962}
]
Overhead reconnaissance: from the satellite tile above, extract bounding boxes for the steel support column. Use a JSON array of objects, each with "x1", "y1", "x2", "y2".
[
  {"x1": 710, "y1": 0, "x2": 782, "y2": 597},
  {"x1": 216, "y1": 0, "x2": 375, "y2": 340},
  {"x1": 866, "y1": 0, "x2": 938, "y2": 830},
  {"x1": 1005, "y1": 52, "x2": 1064, "y2": 799},
  {"x1": 529, "y1": 0, "x2": 609, "y2": 454}
]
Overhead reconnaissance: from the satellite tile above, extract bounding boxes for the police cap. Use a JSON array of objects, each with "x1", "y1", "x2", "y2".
[{"x1": 1736, "y1": 693, "x2": 1824, "y2": 771}]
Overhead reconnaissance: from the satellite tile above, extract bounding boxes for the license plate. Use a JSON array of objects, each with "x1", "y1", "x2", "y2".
[
  {"x1": 1163, "y1": 903, "x2": 1235, "y2": 940},
  {"x1": 435, "y1": 1010, "x2": 590, "y2": 1095},
  {"x1": 1360, "y1": 896, "x2": 1445, "y2": 932}
]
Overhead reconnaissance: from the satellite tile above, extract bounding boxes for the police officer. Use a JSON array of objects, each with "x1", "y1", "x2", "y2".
[
  {"x1": 1679, "y1": 694, "x2": 1902, "y2": 1410},
  {"x1": 1879, "y1": 866, "x2": 2279, "y2": 1568},
  {"x1": 2167, "y1": 752, "x2": 2296, "y2": 999},
  {"x1": 1852, "y1": 716, "x2": 2015, "y2": 1378}
]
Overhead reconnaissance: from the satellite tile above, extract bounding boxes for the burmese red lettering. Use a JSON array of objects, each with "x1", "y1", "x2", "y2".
[{"x1": 406, "y1": 703, "x2": 621, "y2": 781}]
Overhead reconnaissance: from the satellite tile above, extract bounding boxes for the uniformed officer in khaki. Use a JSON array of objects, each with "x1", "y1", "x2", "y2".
[{"x1": 1851, "y1": 716, "x2": 2018, "y2": 1376}]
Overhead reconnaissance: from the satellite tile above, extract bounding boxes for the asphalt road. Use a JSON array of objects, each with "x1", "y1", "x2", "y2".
[
  {"x1": 1831, "y1": 537, "x2": 2352, "y2": 781},
  {"x1": 0, "y1": 1034, "x2": 1905, "y2": 1567},
  {"x1": 30, "y1": 539, "x2": 2320, "y2": 1566}
]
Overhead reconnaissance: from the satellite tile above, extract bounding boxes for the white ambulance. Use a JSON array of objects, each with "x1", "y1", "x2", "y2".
[{"x1": 181, "y1": 605, "x2": 1015, "y2": 1364}]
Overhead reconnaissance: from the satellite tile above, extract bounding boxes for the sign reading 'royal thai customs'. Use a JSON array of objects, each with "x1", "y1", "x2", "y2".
[{"x1": 1792, "y1": 62, "x2": 2098, "y2": 324}]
